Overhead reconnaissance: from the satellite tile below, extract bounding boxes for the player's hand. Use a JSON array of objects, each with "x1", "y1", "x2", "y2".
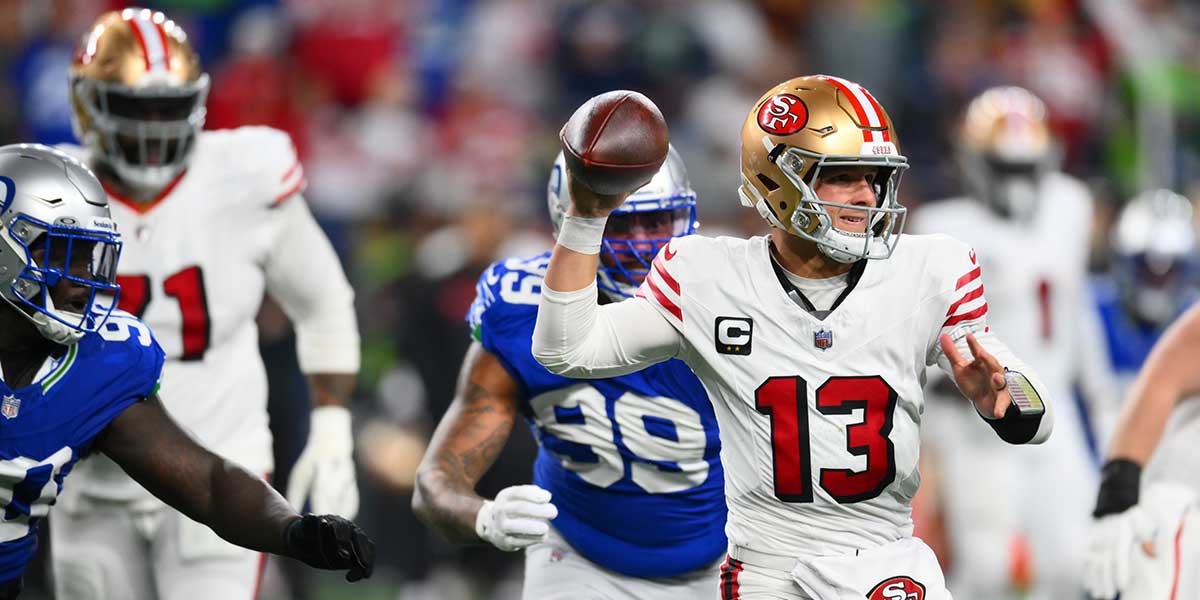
[
  {"x1": 939, "y1": 333, "x2": 1010, "y2": 419},
  {"x1": 1082, "y1": 505, "x2": 1157, "y2": 599},
  {"x1": 475, "y1": 484, "x2": 559, "y2": 552},
  {"x1": 287, "y1": 406, "x2": 359, "y2": 518},
  {"x1": 284, "y1": 514, "x2": 375, "y2": 582},
  {"x1": 565, "y1": 174, "x2": 630, "y2": 218}
]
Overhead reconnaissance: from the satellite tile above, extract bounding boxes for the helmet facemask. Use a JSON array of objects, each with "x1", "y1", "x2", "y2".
[
  {"x1": 597, "y1": 196, "x2": 697, "y2": 298},
  {"x1": 752, "y1": 137, "x2": 909, "y2": 263},
  {"x1": 548, "y1": 146, "x2": 699, "y2": 300},
  {"x1": 1, "y1": 215, "x2": 122, "y2": 345},
  {"x1": 71, "y1": 74, "x2": 209, "y2": 192}
]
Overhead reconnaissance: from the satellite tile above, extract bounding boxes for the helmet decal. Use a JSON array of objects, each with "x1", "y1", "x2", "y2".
[{"x1": 757, "y1": 94, "x2": 809, "y2": 136}]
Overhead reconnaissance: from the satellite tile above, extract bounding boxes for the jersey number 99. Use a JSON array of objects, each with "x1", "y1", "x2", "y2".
[{"x1": 530, "y1": 385, "x2": 710, "y2": 494}]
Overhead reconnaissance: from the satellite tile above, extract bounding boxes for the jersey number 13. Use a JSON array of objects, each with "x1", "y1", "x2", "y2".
[{"x1": 755, "y1": 375, "x2": 897, "y2": 504}]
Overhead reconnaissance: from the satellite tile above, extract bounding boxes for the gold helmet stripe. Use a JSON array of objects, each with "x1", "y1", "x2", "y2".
[
  {"x1": 124, "y1": 9, "x2": 171, "y2": 75},
  {"x1": 815, "y1": 75, "x2": 891, "y2": 143}
]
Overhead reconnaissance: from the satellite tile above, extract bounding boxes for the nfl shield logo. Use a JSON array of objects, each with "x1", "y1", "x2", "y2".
[
  {"x1": 814, "y1": 329, "x2": 833, "y2": 351},
  {"x1": 1, "y1": 395, "x2": 20, "y2": 419}
]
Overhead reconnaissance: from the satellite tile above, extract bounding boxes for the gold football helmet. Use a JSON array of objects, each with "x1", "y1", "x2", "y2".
[
  {"x1": 739, "y1": 75, "x2": 908, "y2": 263},
  {"x1": 69, "y1": 8, "x2": 208, "y2": 191},
  {"x1": 957, "y1": 86, "x2": 1056, "y2": 221}
]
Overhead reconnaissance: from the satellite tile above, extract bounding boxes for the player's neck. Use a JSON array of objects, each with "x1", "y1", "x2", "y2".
[
  {"x1": 768, "y1": 229, "x2": 855, "y2": 279},
  {"x1": 0, "y1": 309, "x2": 56, "y2": 387}
]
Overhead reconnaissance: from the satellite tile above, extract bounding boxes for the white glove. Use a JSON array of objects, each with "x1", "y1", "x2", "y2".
[
  {"x1": 474, "y1": 485, "x2": 559, "y2": 552},
  {"x1": 286, "y1": 406, "x2": 359, "y2": 519},
  {"x1": 1083, "y1": 504, "x2": 1158, "y2": 599}
]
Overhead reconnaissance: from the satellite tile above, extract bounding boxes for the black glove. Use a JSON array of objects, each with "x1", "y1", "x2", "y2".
[
  {"x1": 284, "y1": 514, "x2": 375, "y2": 582},
  {"x1": 1093, "y1": 458, "x2": 1142, "y2": 518}
]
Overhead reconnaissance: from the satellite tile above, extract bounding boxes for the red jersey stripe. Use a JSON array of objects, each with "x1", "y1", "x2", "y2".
[
  {"x1": 956, "y1": 267, "x2": 982, "y2": 290},
  {"x1": 281, "y1": 160, "x2": 301, "y2": 183},
  {"x1": 943, "y1": 303, "x2": 988, "y2": 327},
  {"x1": 1170, "y1": 513, "x2": 1187, "y2": 600},
  {"x1": 272, "y1": 177, "x2": 307, "y2": 207},
  {"x1": 652, "y1": 255, "x2": 680, "y2": 295},
  {"x1": 645, "y1": 274, "x2": 682, "y2": 321},
  {"x1": 945, "y1": 285, "x2": 985, "y2": 317}
]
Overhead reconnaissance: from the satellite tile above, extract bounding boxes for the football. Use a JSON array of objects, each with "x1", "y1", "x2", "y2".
[{"x1": 559, "y1": 90, "x2": 669, "y2": 196}]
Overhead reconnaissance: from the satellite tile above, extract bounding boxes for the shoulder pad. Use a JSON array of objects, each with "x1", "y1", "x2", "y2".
[{"x1": 467, "y1": 253, "x2": 551, "y2": 336}]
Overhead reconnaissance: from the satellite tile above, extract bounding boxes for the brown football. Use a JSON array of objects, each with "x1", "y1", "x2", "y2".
[{"x1": 559, "y1": 90, "x2": 669, "y2": 196}]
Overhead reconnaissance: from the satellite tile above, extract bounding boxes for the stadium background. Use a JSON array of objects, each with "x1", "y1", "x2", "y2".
[{"x1": 1, "y1": 0, "x2": 1198, "y2": 598}]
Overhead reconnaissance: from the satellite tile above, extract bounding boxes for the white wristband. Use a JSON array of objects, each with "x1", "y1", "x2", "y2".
[{"x1": 557, "y1": 215, "x2": 608, "y2": 255}]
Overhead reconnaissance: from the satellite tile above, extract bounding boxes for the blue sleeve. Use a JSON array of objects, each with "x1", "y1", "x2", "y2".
[
  {"x1": 464, "y1": 255, "x2": 552, "y2": 395},
  {"x1": 72, "y1": 320, "x2": 167, "y2": 444}
]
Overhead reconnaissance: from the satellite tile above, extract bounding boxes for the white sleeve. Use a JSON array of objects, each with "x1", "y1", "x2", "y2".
[
  {"x1": 935, "y1": 329, "x2": 1055, "y2": 444},
  {"x1": 264, "y1": 195, "x2": 361, "y2": 374},
  {"x1": 532, "y1": 280, "x2": 683, "y2": 379}
]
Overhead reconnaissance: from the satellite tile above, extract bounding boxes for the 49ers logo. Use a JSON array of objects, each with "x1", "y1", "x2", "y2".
[
  {"x1": 757, "y1": 93, "x2": 808, "y2": 135},
  {"x1": 867, "y1": 576, "x2": 925, "y2": 600}
]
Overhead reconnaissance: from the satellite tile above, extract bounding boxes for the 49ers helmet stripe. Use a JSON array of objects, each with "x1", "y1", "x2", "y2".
[
  {"x1": 125, "y1": 11, "x2": 170, "y2": 74},
  {"x1": 816, "y1": 75, "x2": 890, "y2": 142}
]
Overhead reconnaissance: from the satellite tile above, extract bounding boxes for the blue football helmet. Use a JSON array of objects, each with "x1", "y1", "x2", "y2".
[
  {"x1": 548, "y1": 145, "x2": 698, "y2": 299},
  {"x1": 0, "y1": 144, "x2": 122, "y2": 344}
]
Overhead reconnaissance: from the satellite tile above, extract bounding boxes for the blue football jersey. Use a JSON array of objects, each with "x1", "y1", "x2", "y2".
[
  {"x1": 1092, "y1": 278, "x2": 1179, "y2": 376},
  {"x1": 467, "y1": 253, "x2": 726, "y2": 578},
  {"x1": 0, "y1": 310, "x2": 164, "y2": 582}
]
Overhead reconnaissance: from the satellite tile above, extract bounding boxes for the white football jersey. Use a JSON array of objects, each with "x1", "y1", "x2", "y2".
[
  {"x1": 59, "y1": 127, "x2": 322, "y2": 501},
  {"x1": 911, "y1": 172, "x2": 1094, "y2": 404},
  {"x1": 635, "y1": 233, "x2": 989, "y2": 556}
]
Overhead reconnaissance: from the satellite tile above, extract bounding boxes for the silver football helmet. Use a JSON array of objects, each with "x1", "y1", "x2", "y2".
[
  {"x1": 0, "y1": 144, "x2": 122, "y2": 344},
  {"x1": 548, "y1": 145, "x2": 698, "y2": 299},
  {"x1": 1112, "y1": 189, "x2": 1198, "y2": 327}
]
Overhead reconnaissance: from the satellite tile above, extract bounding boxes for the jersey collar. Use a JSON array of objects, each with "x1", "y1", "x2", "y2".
[{"x1": 102, "y1": 169, "x2": 188, "y2": 215}]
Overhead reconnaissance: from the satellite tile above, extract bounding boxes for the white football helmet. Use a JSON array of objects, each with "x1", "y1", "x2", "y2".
[
  {"x1": 548, "y1": 145, "x2": 698, "y2": 299},
  {"x1": 1112, "y1": 189, "x2": 1198, "y2": 327},
  {"x1": 0, "y1": 144, "x2": 122, "y2": 344}
]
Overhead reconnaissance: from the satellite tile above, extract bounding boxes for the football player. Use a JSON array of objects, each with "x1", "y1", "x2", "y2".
[
  {"x1": 1079, "y1": 189, "x2": 1199, "y2": 600},
  {"x1": 908, "y1": 86, "x2": 1097, "y2": 598},
  {"x1": 52, "y1": 9, "x2": 361, "y2": 599},
  {"x1": 532, "y1": 75, "x2": 1055, "y2": 599},
  {"x1": 1084, "y1": 299, "x2": 1200, "y2": 599},
  {"x1": 413, "y1": 148, "x2": 726, "y2": 599},
  {"x1": 1092, "y1": 189, "x2": 1198, "y2": 391},
  {"x1": 0, "y1": 144, "x2": 371, "y2": 600}
]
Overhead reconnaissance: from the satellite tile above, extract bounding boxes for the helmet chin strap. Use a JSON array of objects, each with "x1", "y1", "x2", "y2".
[{"x1": 1, "y1": 291, "x2": 86, "y2": 346}]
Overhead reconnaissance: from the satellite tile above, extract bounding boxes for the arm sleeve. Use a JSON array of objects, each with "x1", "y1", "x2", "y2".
[
  {"x1": 935, "y1": 329, "x2": 1056, "y2": 445},
  {"x1": 264, "y1": 196, "x2": 361, "y2": 374},
  {"x1": 532, "y1": 280, "x2": 683, "y2": 379}
]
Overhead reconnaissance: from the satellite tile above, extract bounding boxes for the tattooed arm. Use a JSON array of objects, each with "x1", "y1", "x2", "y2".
[{"x1": 412, "y1": 341, "x2": 521, "y2": 544}]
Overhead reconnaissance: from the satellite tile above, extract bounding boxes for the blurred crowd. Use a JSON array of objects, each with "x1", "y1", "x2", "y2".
[{"x1": 1, "y1": 0, "x2": 1199, "y2": 598}]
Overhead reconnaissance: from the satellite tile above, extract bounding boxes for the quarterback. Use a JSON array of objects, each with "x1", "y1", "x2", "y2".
[
  {"x1": 533, "y1": 75, "x2": 1055, "y2": 599},
  {"x1": 414, "y1": 148, "x2": 726, "y2": 599},
  {"x1": 0, "y1": 144, "x2": 371, "y2": 600},
  {"x1": 52, "y1": 9, "x2": 361, "y2": 599},
  {"x1": 909, "y1": 87, "x2": 1097, "y2": 598}
]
